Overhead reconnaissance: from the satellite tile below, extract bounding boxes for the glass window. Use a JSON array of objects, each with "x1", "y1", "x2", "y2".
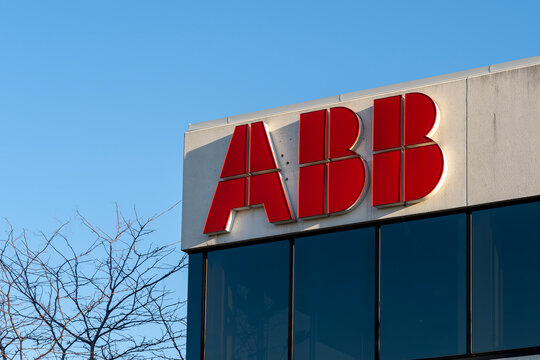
[
  {"x1": 293, "y1": 228, "x2": 375, "y2": 360},
  {"x1": 380, "y1": 214, "x2": 466, "y2": 360},
  {"x1": 186, "y1": 253, "x2": 204, "y2": 360},
  {"x1": 473, "y1": 201, "x2": 540, "y2": 352},
  {"x1": 205, "y1": 241, "x2": 289, "y2": 360}
]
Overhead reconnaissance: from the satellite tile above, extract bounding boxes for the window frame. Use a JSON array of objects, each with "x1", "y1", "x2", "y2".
[{"x1": 185, "y1": 195, "x2": 540, "y2": 360}]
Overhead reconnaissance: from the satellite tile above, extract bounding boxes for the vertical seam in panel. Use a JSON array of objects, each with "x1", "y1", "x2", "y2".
[
  {"x1": 246, "y1": 124, "x2": 251, "y2": 204},
  {"x1": 400, "y1": 96, "x2": 405, "y2": 203},
  {"x1": 465, "y1": 78, "x2": 469, "y2": 206},
  {"x1": 288, "y1": 239, "x2": 295, "y2": 360},
  {"x1": 201, "y1": 252, "x2": 208, "y2": 360},
  {"x1": 325, "y1": 110, "x2": 330, "y2": 214},
  {"x1": 375, "y1": 226, "x2": 381, "y2": 360},
  {"x1": 324, "y1": 163, "x2": 329, "y2": 215},
  {"x1": 466, "y1": 211, "x2": 472, "y2": 354}
]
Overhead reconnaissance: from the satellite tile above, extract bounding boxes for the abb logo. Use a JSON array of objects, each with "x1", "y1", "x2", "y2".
[{"x1": 203, "y1": 93, "x2": 446, "y2": 235}]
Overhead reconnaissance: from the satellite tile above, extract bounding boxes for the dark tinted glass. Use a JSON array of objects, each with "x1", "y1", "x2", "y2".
[
  {"x1": 186, "y1": 253, "x2": 203, "y2": 360},
  {"x1": 380, "y1": 214, "x2": 466, "y2": 360},
  {"x1": 205, "y1": 241, "x2": 289, "y2": 360},
  {"x1": 293, "y1": 228, "x2": 375, "y2": 360},
  {"x1": 473, "y1": 201, "x2": 540, "y2": 352}
]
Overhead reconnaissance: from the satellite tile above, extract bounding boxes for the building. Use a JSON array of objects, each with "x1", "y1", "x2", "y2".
[{"x1": 182, "y1": 56, "x2": 540, "y2": 360}]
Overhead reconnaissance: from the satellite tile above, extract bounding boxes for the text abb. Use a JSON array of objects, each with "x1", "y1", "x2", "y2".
[{"x1": 203, "y1": 93, "x2": 446, "y2": 235}]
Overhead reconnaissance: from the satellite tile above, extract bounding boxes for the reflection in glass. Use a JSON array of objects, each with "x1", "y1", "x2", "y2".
[
  {"x1": 380, "y1": 214, "x2": 466, "y2": 360},
  {"x1": 473, "y1": 202, "x2": 540, "y2": 352},
  {"x1": 186, "y1": 253, "x2": 203, "y2": 360},
  {"x1": 205, "y1": 241, "x2": 289, "y2": 360},
  {"x1": 293, "y1": 228, "x2": 375, "y2": 360}
]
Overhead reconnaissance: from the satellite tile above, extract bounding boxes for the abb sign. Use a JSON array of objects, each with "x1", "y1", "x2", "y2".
[{"x1": 203, "y1": 93, "x2": 446, "y2": 235}]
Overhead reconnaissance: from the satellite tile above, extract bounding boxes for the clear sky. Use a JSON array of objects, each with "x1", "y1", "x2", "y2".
[{"x1": 0, "y1": 0, "x2": 539, "y2": 299}]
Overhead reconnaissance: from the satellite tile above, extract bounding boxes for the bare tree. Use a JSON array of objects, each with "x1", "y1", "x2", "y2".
[
  {"x1": 0, "y1": 224, "x2": 67, "y2": 360},
  {"x1": 0, "y1": 206, "x2": 187, "y2": 360}
]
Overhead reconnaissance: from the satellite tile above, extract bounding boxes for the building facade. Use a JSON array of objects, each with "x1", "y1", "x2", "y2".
[{"x1": 182, "y1": 56, "x2": 540, "y2": 360}]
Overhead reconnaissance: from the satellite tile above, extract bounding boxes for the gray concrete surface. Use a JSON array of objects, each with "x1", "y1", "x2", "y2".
[{"x1": 183, "y1": 56, "x2": 540, "y2": 250}]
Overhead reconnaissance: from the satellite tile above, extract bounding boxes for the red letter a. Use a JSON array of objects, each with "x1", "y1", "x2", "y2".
[{"x1": 203, "y1": 122, "x2": 293, "y2": 235}]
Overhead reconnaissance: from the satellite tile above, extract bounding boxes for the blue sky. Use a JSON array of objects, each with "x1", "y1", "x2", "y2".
[{"x1": 0, "y1": 0, "x2": 539, "y2": 298}]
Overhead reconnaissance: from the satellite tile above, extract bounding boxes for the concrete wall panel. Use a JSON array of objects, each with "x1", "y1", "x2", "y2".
[
  {"x1": 183, "y1": 57, "x2": 540, "y2": 251},
  {"x1": 182, "y1": 79, "x2": 468, "y2": 250},
  {"x1": 468, "y1": 64, "x2": 540, "y2": 205}
]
